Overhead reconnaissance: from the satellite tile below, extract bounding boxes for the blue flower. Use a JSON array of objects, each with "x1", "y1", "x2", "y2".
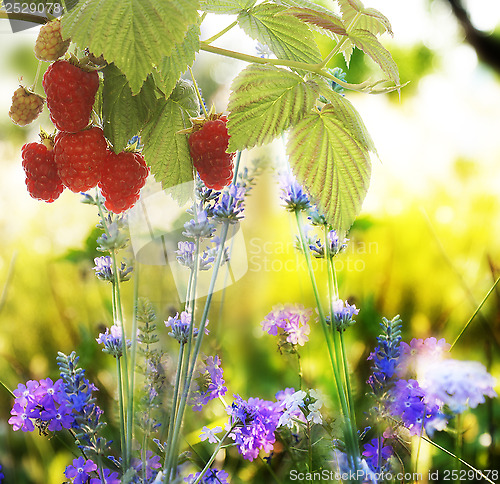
[
  {"x1": 309, "y1": 230, "x2": 348, "y2": 258},
  {"x1": 93, "y1": 256, "x2": 133, "y2": 283},
  {"x1": 176, "y1": 241, "x2": 215, "y2": 271},
  {"x1": 278, "y1": 172, "x2": 311, "y2": 212},
  {"x1": 331, "y1": 299, "x2": 359, "y2": 332},
  {"x1": 185, "y1": 468, "x2": 229, "y2": 484},
  {"x1": 212, "y1": 183, "x2": 246, "y2": 223},
  {"x1": 183, "y1": 210, "x2": 215, "y2": 239},
  {"x1": 96, "y1": 324, "x2": 131, "y2": 358},
  {"x1": 165, "y1": 311, "x2": 208, "y2": 344},
  {"x1": 367, "y1": 316, "x2": 402, "y2": 394}
]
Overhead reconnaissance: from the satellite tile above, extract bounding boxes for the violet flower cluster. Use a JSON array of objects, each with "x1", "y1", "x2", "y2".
[
  {"x1": 190, "y1": 355, "x2": 227, "y2": 411},
  {"x1": 226, "y1": 394, "x2": 282, "y2": 461},
  {"x1": 366, "y1": 317, "x2": 497, "y2": 473},
  {"x1": 9, "y1": 377, "x2": 74, "y2": 433},
  {"x1": 261, "y1": 304, "x2": 313, "y2": 347}
]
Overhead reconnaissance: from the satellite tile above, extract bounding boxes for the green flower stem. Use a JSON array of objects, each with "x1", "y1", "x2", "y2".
[
  {"x1": 455, "y1": 414, "x2": 463, "y2": 484},
  {"x1": 451, "y1": 275, "x2": 500, "y2": 350},
  {"x1": 295, "y1": 211, "x2": 360, "y2": 474},
  {"x1": 163, "y1": 341, "x2": 186, "y2": 472},
  {"x1": 166, "y1": 222, "x2": 231, "y2": 480},
  {"x1": 126, "y1": 269, "x2": 140, "y2": 469},
  {"x1": 165, "y1": 153, "x2": 242, "y2": 479},
  {"x1": 192, "y1": 427, "x2": 235, "y2": 484},
  {"x1": 324, "y1": 229, "x2": 359, "y2": 456},
  {"x1": 164, "y1": 251, "x2": 197, "y2": 474},
  {"x1": 95, "y1": 198, "x2": 131, "y2": 468},
  {"x1": 116, "y1": 357, "x2": 127, "y2": 467},
  {"x1": 421, "y1": 435, "x2": 495, "y2": 484},
  {"x1": 307, "y1": 419, "x2": 313, "y2": 480},
  {"x1": 0, "y1": 379, "x2": 15, "y2": 399},
  {"x1": 165, "y1": 236, "x2": 201, "y2": 476},
  {"x1": 202, "y1": 20, "x2": 238, "y2": 44}
]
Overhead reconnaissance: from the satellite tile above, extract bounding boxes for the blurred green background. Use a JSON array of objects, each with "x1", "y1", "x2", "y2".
[{"x1": 0, "y1": 0, "x2": 499, "y2": 482}]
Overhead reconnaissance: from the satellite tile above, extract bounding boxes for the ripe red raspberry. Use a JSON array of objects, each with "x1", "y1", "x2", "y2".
[
  {"x1": 9, "y1": 87, "x2": 44, "y2": 126},
  {"x1": 54, "y1": 127, "x2": 108, "y2": 192},
  {"x1": 42, "y1": 59, "x2": 99, "y2": 132},
  {"x1": 99, "y1": 151, "x2": 149, "y2": 213},
  {"x1": 34, "y1": 19, "x2": 70, "y2": 62},
  {"x1": 188, "y1": 115, "x2": 235, "y2": 191},
  {"x1": 21, "y1": 139, "x2": 64, "y2": 203}
]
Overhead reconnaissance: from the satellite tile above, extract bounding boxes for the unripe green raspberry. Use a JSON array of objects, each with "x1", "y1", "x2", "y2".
[
  {"x1": 34, "y1": 19, "x2": 71, "y2": 62},
  {"x1": 8, "y1": 87, "x2": 44, "y2": 126}
]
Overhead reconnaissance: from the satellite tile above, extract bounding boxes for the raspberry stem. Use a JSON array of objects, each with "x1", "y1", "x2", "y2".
[
  {"x1": 30, "y1": 60, "x2": 43, "y2": 92},
  {"x1": 188, "y1": 66, "x2": 209, "y2": 118}
]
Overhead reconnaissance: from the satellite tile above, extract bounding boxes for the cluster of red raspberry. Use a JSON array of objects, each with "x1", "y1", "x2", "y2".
[{"x1": 10, "y1": 19, "x2": 149, "y2": 213}]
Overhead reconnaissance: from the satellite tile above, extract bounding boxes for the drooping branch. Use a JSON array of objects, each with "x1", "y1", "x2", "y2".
[{"x1": 444, "y1": 0, "x2": 500, "y2": 72}]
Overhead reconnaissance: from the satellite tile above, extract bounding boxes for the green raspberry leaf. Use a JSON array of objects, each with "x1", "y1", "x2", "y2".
[
  {"x1": 278, "y1": 7, "x2": 347, "y2": 36},
  {"x1": 199, "y1": 0, "x2": 256, "y2": 14},
  {"x1": 348, "y1": 29, "x2": 400, "y2": 87},
  {"x1": 155, "y1": 23, "x2": 200, "y2": 99},
  {"x1": 339, "y1": 0, "x2": 393, "y2": 36},
  {"x1": 102, "y1": 64, "x2": 157, "y2": 153},
  {"x1": 227, "y1": 64, "x2": 320, "y2": 151},
  {"x1": 337, "y1": 0, "x2": 393, "y2": 65},
  {"x1": 62, "y1": 0, "x2": 199, "y2": 94},
  {"x1": 237, "y1": 2, "x2": 322, "y2": 64},
  {"x1": 287, "y1": 102, "x2": 373, "y2": 232},
  {"x1": 141, "y1": 80, "x2": 199, "y2": 190}
]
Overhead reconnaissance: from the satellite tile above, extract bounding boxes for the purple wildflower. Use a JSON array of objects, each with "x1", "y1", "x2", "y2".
[
  {"x1": 191, "y1": 355, "x2": 227, "y2": 411},
  {"x1": 419, "y1": 359, "x2": 497, "y2": 414},
  {"x1": 89, "y1": 468, "x2": 121, "y2": 484},
  {"x1": 185, "y1": 468, "x2": 229, "y2": 484},
  {"x1": 389, "y1": 379, "x2": 443, "y2": 436},
  {"x1": 9, "y1": 377, "x2": 75, "y2": 433},
  {"x1": 227, "y1": 395, "x2": 281, "y2": 461},
  {"x1": 362, "y1": 437, "x2": 393, "y2": 473},
  {"x1": 64, "y1": 457, "x2": 97, "y2": 484},
  {"x1": 132, "y1": 450, "x2": 161, "y2": 480},
  {"x1": 397, "y1": 337, "x2": 450, "y2": 378},
  {"x1": 261, "y1": 304, "x2": 312, "y2": 347},
  {"x1": 200, "y1": 425, "x2": 223, "y2": 443}
]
